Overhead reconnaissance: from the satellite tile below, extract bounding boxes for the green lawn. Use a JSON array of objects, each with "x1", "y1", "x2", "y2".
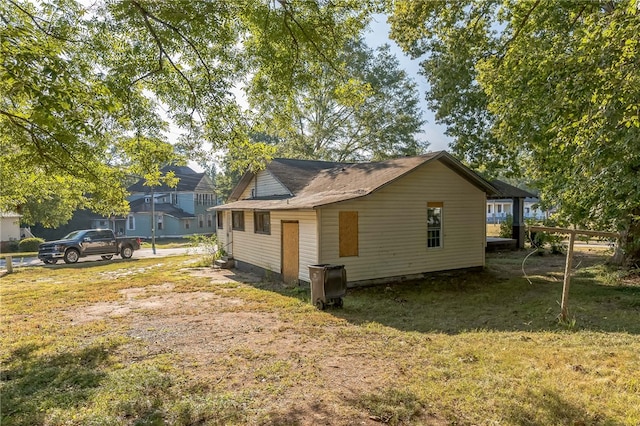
[{"x1": 1, "y1": 248, "x2": 638, "y2": 425}]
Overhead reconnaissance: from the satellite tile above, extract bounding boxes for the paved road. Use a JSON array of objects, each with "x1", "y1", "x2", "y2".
[{"x1": 0, "y1": 247, "x2": 195, "y2": 270}]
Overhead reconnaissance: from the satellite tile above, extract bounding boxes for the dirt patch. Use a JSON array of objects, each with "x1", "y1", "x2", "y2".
[{"x1": 68, "y1": 268, "x2": 432, "y2": 425}]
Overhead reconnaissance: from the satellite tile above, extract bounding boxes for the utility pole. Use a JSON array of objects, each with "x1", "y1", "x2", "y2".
[{"x1": 151, "y1": 186, "x2": 156, "y2": 255}]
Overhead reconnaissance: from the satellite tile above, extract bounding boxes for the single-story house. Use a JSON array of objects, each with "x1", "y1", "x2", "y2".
[{"x1": 211, "y1": 151, "x2": 498, "y2": 286}]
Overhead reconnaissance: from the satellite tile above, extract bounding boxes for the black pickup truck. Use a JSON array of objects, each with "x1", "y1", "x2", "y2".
[{"x1": 38, "y1": 229, "x2": 141, "y2": 264}]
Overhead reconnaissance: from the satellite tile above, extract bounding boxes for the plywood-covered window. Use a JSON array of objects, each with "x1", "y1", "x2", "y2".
[
  {"x1": 254, "y1": 211, "x2": 270, "y2": 234},
  {"x1": 232, "y1": 211, "x2": 245, "y2": 231},
  {"x1": 427, "y1": 202, "x2": 443, "y2": 248},
  {"x1": 339, "y1": 211, "x2": 359, "y2": 257}
]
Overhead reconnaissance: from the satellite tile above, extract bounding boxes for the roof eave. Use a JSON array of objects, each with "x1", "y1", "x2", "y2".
[{"x1": 436, "y1": 152, "x2": 499, "y2": 195}]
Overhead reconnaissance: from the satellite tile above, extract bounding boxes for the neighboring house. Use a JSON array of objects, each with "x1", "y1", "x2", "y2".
[
  {"x1": 122, "y1": 165, "x2": 217, "y2": 238},
  {"x1": 31, "y1": 166, "x2": 216, "y2": 241},
  {"x1": 487, "y1": 197, "x2": 549, "y2": 224},
  {"x1": 486, "y1": 180, "x2": 551, "y2": 224},
  {"x1": 0, "y1": 212, "x2": 21, "y2": 251},
  {"x1": 212, "y1": 151, "x2": 498, "y2": 286}
]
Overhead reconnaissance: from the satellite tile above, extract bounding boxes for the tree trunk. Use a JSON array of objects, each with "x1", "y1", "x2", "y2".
[{"x1": 609, "y1": 210, "x2": 640, "y2": 266}]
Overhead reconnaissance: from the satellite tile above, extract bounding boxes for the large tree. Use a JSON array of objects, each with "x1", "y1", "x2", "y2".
[
  {"x1": 0, "y1": 0, "x2": 376, "y2": 226},
  {"x1": 387, "y1": 0, "x2": 640, "y2": 260},
  {"x1": 247, "y1": 39, "x2": 427, "y2": 161}
]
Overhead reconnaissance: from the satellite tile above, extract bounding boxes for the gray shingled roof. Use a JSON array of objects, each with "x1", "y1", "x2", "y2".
[
  {"x1": 129, "y1": 198, "x2": 196, "y2": 218},
  {"x1": 489, "y1": 180, "x2": 536, "y2": 199},
  {"x1": 128, "y1": 165, "x2": 205, "y2": 193},
  {"x1": 216, "y1": 151, "x2": 498, "y2": 211}
]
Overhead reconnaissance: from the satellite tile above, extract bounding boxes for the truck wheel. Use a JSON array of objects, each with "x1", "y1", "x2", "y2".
[
  {"x1": 121, "y1": 245, "x2": 133, "y2": 259},
  {"x1": 64, "y1": 249, "x2": 80, "y2": 264},
  {"x1": 101, "y1": 255, "x2": 113, "y2": 260},
  {"x1": 43, "y1": 259, "x2": 58, "y2": 265}
]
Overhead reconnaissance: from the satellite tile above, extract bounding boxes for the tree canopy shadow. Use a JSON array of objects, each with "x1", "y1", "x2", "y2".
[
  {"x1": 329, "y1": 267, "x2": 640, "y2": 334},
  {"x1": 1, "y1": 342, "x2": 116, "y2": 425},
  {"x1": 504, "y1": 387, "x2": 613, "y2": 425},
  {"x1": 256, "y1": 252, "x2": 640, "y2": 335}
]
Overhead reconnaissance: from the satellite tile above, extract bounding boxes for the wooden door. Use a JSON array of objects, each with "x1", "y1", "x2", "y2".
[{"x1": 281, "y1": 221, "x2": 299, "y2": 285}]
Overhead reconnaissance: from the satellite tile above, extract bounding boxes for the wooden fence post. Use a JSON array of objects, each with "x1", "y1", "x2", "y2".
[
  {"x1": 528, "y1": 226, "x2": 620, "y2": 323},
  {"x1": 560, "y1": 232, "x2": 575, "y2": 321},
  {"x1": 6, "y1": 256, "x2": 13, "y2": 274}
]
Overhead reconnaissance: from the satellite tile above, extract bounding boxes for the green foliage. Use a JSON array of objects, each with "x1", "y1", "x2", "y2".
[
  {"x1": 248, "y1": 39, "x2": 428, "y2": 161},
  {"x1": 499, "y1": 214, "x2": 513, "y2": 238},
  {"x1": 17, "y1": 237, "x2": 44, "y2": 252},
  {"x1": 528, "y1": 219, "x2": 566, "y2": 255},
  {"x1": 387, "y1": 0, "x2": 640, "y2": 260},
  {"x1": 214, "y1": 167, "x2": 242, "y2": 204},
  {"x1": 1, "y1": 0, "x2": 377, "y2": 227},
  {"x1": 187, "y1": 233, "x2": 223, "y2": 266}
]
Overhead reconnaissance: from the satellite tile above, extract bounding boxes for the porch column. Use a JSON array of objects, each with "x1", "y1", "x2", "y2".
[{"x1": 512, "y1": 197, "x2": 525, "y2": 249}]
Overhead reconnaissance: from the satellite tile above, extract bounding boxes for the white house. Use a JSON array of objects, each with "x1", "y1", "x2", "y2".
[
  {"x1": 212, "y1": 152, "x2": 498, "y2": 285},
  {"x1": 0, "y1": 212, "x2": 21, "y2": 251},
  {"x1": 486, "y1": 197, "x2": 549, "y2": 224}
]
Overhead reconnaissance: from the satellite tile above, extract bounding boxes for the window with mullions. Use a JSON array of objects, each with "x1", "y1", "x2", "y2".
[
  {"x1": 254, "y1": 211, "x2": 270, "y2": 234},
  {"x1": 232, "y1": 211, "x2": 245, "y2": 231},
  {"x1": 427, "y1": 202, "x2": 443, "y2": 248}
]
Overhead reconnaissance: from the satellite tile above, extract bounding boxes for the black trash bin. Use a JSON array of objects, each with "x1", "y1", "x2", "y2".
[{"x1": 308, "y1": 264, "x2": 347, "y2": 310}]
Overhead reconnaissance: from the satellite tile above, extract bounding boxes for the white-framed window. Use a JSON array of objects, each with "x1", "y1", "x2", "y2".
[
  {"x1": 487, "y1": 205, "x2": 493, "y2": 214},
  {"x1": 127, "y1": 215, "x2": 135, "y2": 230},
  {"x1": 427, "y1": 202, "x2": 443, "y2": 248},
  {"x1": 198, "y1": 214, "x2": 204, "y2": 228},
  {"x1": 207, "y1": 214, "x2": 213, "y2": 228},
  {"x1": 217, "y1": 212, "x2": 223, "y2": 229},
  {"x1": 157, "y1": 214, "x2": 163, "y2": 231},
  {"x1": 497, "y1": 204, "x2": 502, "y2": 214}
]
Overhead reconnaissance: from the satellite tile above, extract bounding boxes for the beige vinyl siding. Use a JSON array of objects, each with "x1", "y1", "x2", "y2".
[
  {"x1": 239, "y1": 171, "x2": 290, "y2": 199},
  {"x1": 231, "y1": 210, "x2": 318, "y2": 281},
  {"x1": 319, "y1": 160, "x2": 486, "y2": 282}
]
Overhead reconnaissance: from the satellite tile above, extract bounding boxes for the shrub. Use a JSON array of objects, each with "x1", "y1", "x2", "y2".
[
  {"x1": 187, "y1": 233, "x2": 224, "y2": 266},
  {"x1": 8, "y1": 241, "x2": 20, "y2": 252},
  {"x1": 18, "y1": 237, "x2": 45, "y2": 252},
  {"x1": 499, "y1": 214, "x2": 513, "y2": 238},
  {"x1": 528, "y1": 218, "x2": 565, "y2": 254}
]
